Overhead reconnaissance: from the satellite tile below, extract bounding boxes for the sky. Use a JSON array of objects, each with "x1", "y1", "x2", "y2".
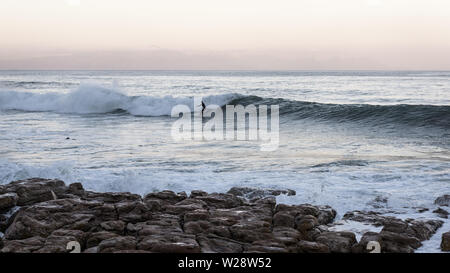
[{"x1": 0, "y1": 0, "x2": 449, "y2": 70}]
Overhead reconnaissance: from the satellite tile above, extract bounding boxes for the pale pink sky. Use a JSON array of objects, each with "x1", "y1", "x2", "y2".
[{"x1": 1, "y1": 0, "x2": 450, "y2": 69}]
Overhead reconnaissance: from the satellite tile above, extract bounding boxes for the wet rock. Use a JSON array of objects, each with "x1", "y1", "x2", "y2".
[
  {"x1": 197, "y1": 234, "x2": 243, "y2": 253},
  {"x1": 379, "y1": 231, "x2": 420, "y2": 253},
  {"x1": 0, "y1": 236, "x2": 45, "y2": 253},
  {"x1": 433, "y1": 207, "x2": 449, "y2": 219},
  {"x1": 184, "y1": 209, "x2": 209, "y2": 223},
  {"x1": 4, "y1": 198, "x2": 117, "y2": 240},
  {"x1": 0, "y1": 206, "x2": 20, "y2": 232},
  {"x1": 35, "y1": 230, "x2": 85, "y2": 253},
  {"x1": 297, "y1": 240, "x2": 330, "y2": 253},
  {"x1": 382, "y1": 218, "x2": 443, "y2": 241},
  {"x1": 144, "y1": 190, "x2": 186, "y2": 206},
  {"x1": 227, "y1": 187, "x2": 295, "y2": 201},
  {"x1": 164, "y1": 199, "x2": 208, "y2": 215},
  {"x1": 414, "y1": 207, "x2": 429, "y2": 213},
  {"x1": 352, "y1": 231, "x2": 419, "y2": 253},
  {"x1": 272, "y1": 227, "x2": 302, "y2": 248},
  {"x1": 0, "y1": 193, "x2": 18, "y2": 211},
  {"x1": 137, "y1": 224, "x2": 201, "y2": 253},
  {"x1": 273, "y1": 211, "x2": 295, "y2": 228},
  {"x1": 441, "y1": 231, "x2": 450, "y2": 251},
  {"x1": 435, "y1": 194, "x2": 450, "y2": 206},
  {"x1": 83, "y1": 191, "x2": 141, "y2": 203},
  {"x1": 0, "y1": 178, "x2": 443, "y2": 253},
  {"x1": 342, "y1": 210, "x2": 391, "y2": 226},
  {"x1": 295, "y1": 215, "x2": 319, "y2": 232},
  {"x1": 194, "y1": 193, "x2": 243, "y2": 209},
  {"x1": 98, "y1": 236, "x2": 137, "y2": 253},
  {"x1": 115, "y1": 200, "x2": 152, "y2": 223},
  {"x1": 190, "y1": 190, "x2": 208, "y2": 198},
  {"x1": 230, "y1": 221, "x2": 273, "y2": 243},
  {"x1": 352, "y1": 232, "x2": 382, "y2": 253},
  {"x1": 0, "y1": 178, "x2": 67, "y2": 206},
  {"x1": 67, "y1": 183, "x2": 85, "y2": 197},
  {"x1": 343, "y1": 210, "x2": 443, "y2": 241},
  {"x1": 246, "y1": 240, "x2": 289, "y2": 253},
  {"x1": 315, "y1": 231, "x2": 357, "y2": 253},
  {"x1": 345, "y1": 210, "x2": 443, "y2": 253},
  {"x1": 99, "y1": 220, "x2": 126, "y2": 234},
  {"x1": 86, "y1": 231, "x2": 120, "y2": 249},
  {"x1": 274, "y1": 204, "x2": 336, "y2": 227}
]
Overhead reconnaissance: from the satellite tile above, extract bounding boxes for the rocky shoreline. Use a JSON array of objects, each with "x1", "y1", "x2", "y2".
[{"x1": 0, "y1": 178, "x2": 448, "y2": 253}]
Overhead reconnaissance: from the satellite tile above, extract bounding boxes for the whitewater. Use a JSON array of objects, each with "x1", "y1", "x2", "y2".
[{"x1": 0, "y1": 70, "x2": 449, "y2": 252}]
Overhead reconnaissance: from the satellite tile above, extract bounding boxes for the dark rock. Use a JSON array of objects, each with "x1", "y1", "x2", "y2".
[
  {"x1": 99, "y1": 220, "x2": 126, "y2": 233},
  {"x1": 190, "y1": 190, "x2": 208, "y2": 198},
  {"x1": 273, "y1": 211, "x2": 295, "y2": 228},
  {"x1": 227, "y1": 187, "x2": 295, "y2": 201},
  {"x1": 433, "y1": 207, "x2": 449, "y2": 219},
  {"x1": 297, "y1": 240, "x2": 330, "y2": 253},
  {"x1": 86, "y1": 231, "x2": 120, "y2": 249},
  {"x1": 67, "y1": 183, "x2": 85, "y2": 196},
  {"x1": 84, "y1": 191, "x2": 141, "y2": 203},
  {"x1": 229, "y1": 221, "x2": 273, "y2": 243},
  {"x1": 342, "y1": 210, "x2": 391, "y2": 226},
  {"x1": 4, "y1": 198, "x2": 117, "y2": 240},
  {"x1": 435, "y1": 194, "x2": 450, "y2": 206},
  {"x1": 352, "y1": 232, "x2": 382, "y2": 253},
  {"x1": 441, "y1": 231, "x2": 450, "y2": 251},
  {"x1": 0, "y1": 193, "x2": 18, "y2": 211},
  {"x1": 246, "y1": 240, "x2": 289, "y2": 253},
  {"x1": 347, "y1": 211, "x2": 443, "y2": 253},
  {"x1": 197, "y1": 234, "x2": 243, "y2": 253},
  {"x1": 165, "y1": 199, "x2": 208, "y2": 215},
  {"x1": 98, "y1": 236, "x2": 137, "y2": 253},
  {"x1": 0, "y1": 206, "x2": 20, "y2": 232},
  {"x1": 194, "y1": 193, "x2": 243, "y2": 209},
  {"x1": 415, "y1": 207, "x2": 429, "y2": 213},
  {"x1": 35, "y1": 230, "x2": 85, "y2": 253},
  {"x1": 144, "y1": 190, "x2": 186, "y2": 206},
  {"x1": 0, "y1": 178, "x2": 444, "y2": 253},
  {"x1": 0, "y1": 236, "x2": 45, "y2": 253},
  {"x1": 295, "y1": 215, "x2": 319, "y2": 232},
  {"x1": 115, "y1": 200, "x2": 152, "y2": 223},
  {"x1": 272, "y1": 227, "x2": 302, "y2": 248},
  {"x1": 382, "y1": 218, "x2": 443, "y2": 241},
  {"x1": 274, "y1": 204, "x2": 336, "y2": 227},
  {"x1": 0, "y1": 178, "x2": 67, "y2": 206},
  {"x1": 315, "y1": 231, "x2": 357, "y2": 253},
  {"x1": 137, "y1": 221, "x2": 200, "y2": 253},
  {"x1": 378, "y1": 231, "x2": 420, "y2": 253}
]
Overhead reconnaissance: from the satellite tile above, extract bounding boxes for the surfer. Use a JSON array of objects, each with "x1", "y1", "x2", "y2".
[{"x1": 201, "y1": 101, "x2": 206, "y2": 116}]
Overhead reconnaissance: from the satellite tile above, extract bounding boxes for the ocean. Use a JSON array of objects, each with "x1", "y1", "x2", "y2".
[{"x1": 0, "y1": 70, "x2": 449, "y2": 251}]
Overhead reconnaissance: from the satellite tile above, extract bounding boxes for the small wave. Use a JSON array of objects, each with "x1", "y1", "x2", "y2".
[
  {"x1": 312, "y1": 160, "x2": 370, "y2": 168},
  {"x1": 0, "y1": 84, "x2": 240, "y2": 116}
]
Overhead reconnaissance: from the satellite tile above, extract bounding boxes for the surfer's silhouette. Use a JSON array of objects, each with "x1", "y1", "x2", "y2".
[{"x1": 201, "y1": 101, "x2": 206, "y2": 116}]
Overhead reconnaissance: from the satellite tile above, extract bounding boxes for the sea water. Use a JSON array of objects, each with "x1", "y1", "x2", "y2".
[{"x1": 0, "y1": 70, "x2": 449, "y2": 251}]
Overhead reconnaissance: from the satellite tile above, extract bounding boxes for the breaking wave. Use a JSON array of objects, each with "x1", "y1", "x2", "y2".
[
  {"x1": 1, "y1": 84, "x2": 449, "y2": 129},
  {"x1": 0, "y1": 84, "x2": 240, "y2": 116}
]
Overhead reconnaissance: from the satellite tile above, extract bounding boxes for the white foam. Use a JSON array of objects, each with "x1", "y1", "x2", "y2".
[
  {"x1": 0, "y1": 84, "x2": 240, "y2": 116},
  {"x1": 328, "y1": 220, "x2": 383, "y2": 241}
]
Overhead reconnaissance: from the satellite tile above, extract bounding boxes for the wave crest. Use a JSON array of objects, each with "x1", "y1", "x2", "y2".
[{"x1": 0, "y1": 84, "x2": 240, "y2": 116}]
